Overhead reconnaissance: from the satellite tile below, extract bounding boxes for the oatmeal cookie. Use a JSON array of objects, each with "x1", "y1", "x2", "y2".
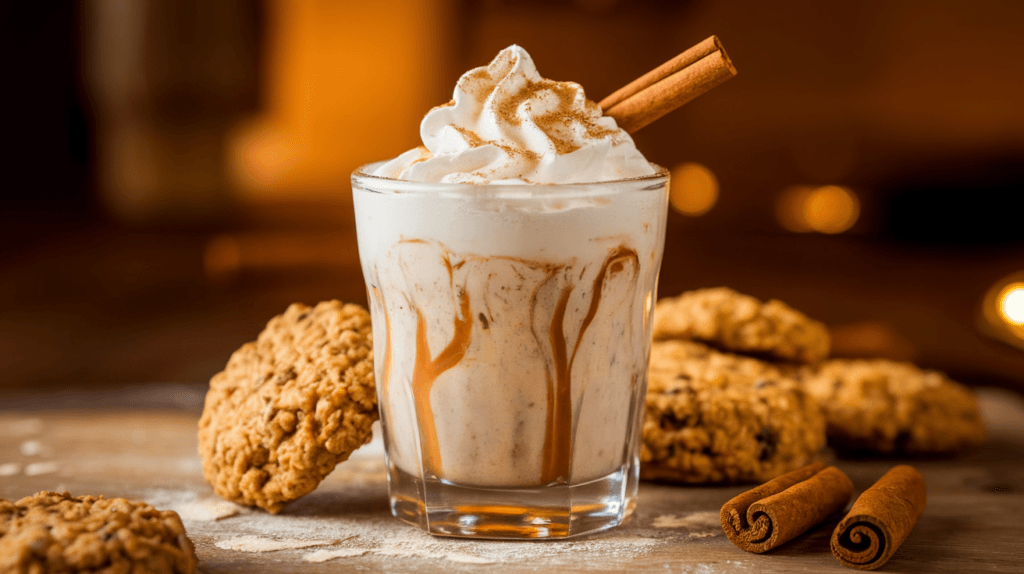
[
  {"x1": 198, "y1": 300, "x2": 377, "y2": 513},
  {"x1": 0, "y1": 491, "x2": 197, "y2": 574},
  {"x1": 797, "y1": 359, "x2": 986, "y2": 454},
  {"x1": 641, "y1": 340, "x2": 826, "y2": 483},
  {"x1": 653, "y1": 287, "x2": 830, "y2": 364},
  {"x1": 649, "y1": 338, "x2": 794, "y2": 382}
]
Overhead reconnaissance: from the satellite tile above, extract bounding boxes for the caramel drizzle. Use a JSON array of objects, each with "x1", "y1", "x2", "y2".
[
  {"x1": 541, "y1": 246, "x2": 639, "y2": 485},
  {"x1": 371, "y1": 285, "x2": 393, "y2": 402},
  {"x1": 388, "y1": 239, "x2": 639, "y2": 484},
  {"x1": 412, "y1": 287, "x2": 473, "y2": 478}
]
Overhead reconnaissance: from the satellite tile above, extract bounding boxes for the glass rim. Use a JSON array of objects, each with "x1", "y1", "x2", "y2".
[{"x1": 352, "y1": 161, "x2": 669, "y2": 196}]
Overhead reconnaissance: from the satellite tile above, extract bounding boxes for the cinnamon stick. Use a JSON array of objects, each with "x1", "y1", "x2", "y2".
[
  {"x1": 600, "y1": 36, "x2": 737, "y2": 133},
  {"x1": 831, "y1": 465, "x2": 927, "y2": 571},
  {"x1": 721, "y1": 462, "x2": 854, "y2": 553}
]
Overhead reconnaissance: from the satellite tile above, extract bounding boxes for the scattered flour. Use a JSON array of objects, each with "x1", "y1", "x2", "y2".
[
  {"x1": 445, "y1": 552, "x2": 497, "y2": 564},
  {"x1": 376, "y1": 547, "x2": 445, "y2": 559},
  {"x1": 653, "y1": 511, "x2": 723, "y2": 537},
  {"x1": 24, "y1": 461, "x2": 59, "y2": 476},
  {"x1": 303, "y1": 548, "x2": 369, "y2": 563},
  {"x1": 187, "y1": 498, "x2": 660, "y2": 566},
  {"x1": 215, "y1": 536, "x2": 337, "y2": 553},
  {"x1": 303, "y1": 546, "x2": 493, "y2": 565},
  {"x1": 0, "y1": 463, "x2": 21, "y2": 477},
  {"x1": 134, "y1": 442, "x2": 661, "y2": 568},
  {"x1": 173, "y1": 498, "x2": 248, "y2": 522}
]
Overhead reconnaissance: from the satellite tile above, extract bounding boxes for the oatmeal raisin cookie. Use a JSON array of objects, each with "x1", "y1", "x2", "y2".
[
  {"x1": 198, "y1": 300, "x2": 377, "y2": 513},
  {"x1": 0, "y1": 491, "x2": 196, "y2": 574},
  {"x1": 653, "y1": 287, "x2": 830, "y2": 363},
  {"x1": 797, "y1": 358, "x2": 985, "y2": 454},
  {"x1": 641, "y1": 340, "x2": 826, "y2": 483}
]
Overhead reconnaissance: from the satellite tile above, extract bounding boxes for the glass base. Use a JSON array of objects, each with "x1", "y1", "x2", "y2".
[{"x1": 387, "y1": 463, "x2": 636, "y2": 539}]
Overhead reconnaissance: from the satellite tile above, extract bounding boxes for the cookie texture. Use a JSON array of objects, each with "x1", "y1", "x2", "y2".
[
  {"x1": 653, "y1": 287, "x2": 830, "y2": 363},
  {"x1": 798, "y1": 359, "x2": 986, "y2": 454},
  {"x1": 649, "y1": 338, "x2": 795, "y2": 381},
  {"x1": 641, "y1": 340, "x2": 826, "y2": 483},
  {"x1": 198, "y1": 300, "x2": 377, "y2": 513},
  {"x1": 0, "y1": 491, "x2": 196, "y2": 574}
]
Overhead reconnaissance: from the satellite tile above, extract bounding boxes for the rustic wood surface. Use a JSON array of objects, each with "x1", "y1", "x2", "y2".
[{"x1": 1, "y1": 387, "x2": 1022, "y2": 573}]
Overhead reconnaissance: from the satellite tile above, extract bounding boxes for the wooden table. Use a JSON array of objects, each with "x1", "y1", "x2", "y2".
[{"x1": 2, "y1": 386, "x2": 1022, "y2": 573}]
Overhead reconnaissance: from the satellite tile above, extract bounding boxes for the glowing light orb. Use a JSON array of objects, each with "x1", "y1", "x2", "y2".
[
  {"x1": 670, "y1": 162, "x2": 719, "y2": 216},
  {"x1": 776, "y1": 185, "x2": 860, "y2": 234},
  {"x1": 999, "y1": 284, "x2": 1024, "y2": 325}
]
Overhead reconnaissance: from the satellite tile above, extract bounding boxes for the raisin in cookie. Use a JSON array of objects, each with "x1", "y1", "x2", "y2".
[
  {"x1": 198, "y1": 300, "x2": 377, "y2": 513},
  {"x1": 641, "y1": 340, "x2": 826, "y2": 483},
  {"x1": 0, "y1": 491, "x2": 197, "y2": 574},
  {"x1": 653, "y1": 287, "x2": 830, "y2": 364},
  {"x1": 797, "y1": 358, "x2": 986, "y2": 454}
]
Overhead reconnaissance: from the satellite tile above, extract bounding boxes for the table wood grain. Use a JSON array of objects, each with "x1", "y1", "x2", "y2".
[{"x1": 2, "y1": 388, "x2": 1022, "y2": 573}]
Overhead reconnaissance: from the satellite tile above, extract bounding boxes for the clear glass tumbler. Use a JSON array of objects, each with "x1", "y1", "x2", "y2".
[{"x1": 352, "y1": 164, "x2": 669, "y2": 539}]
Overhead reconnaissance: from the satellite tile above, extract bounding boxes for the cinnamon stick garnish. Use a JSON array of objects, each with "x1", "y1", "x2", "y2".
[
  {"x1": 600, "y1": 36, "x2": 737, "y2": 133},
  {"x1": 721, "y1": 462, "x2": 854, "y2": 553},
  {"x1": 831, "y1": 465, "x2": 927, "y2": 570}
]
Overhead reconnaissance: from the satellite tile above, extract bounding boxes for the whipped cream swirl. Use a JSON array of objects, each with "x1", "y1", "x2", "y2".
[{"x1": 372, "y1": 45, "x2": 655, "y2": 184}]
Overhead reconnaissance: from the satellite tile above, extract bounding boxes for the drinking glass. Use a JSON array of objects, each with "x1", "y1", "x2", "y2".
[{"x1": 352, "y1": 164, "x2": 669, "y2": 539}]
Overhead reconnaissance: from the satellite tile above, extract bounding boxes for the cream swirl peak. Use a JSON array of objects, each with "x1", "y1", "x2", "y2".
[{"x1": 372, "y1": 45, "x2": 656, "y2": 184}]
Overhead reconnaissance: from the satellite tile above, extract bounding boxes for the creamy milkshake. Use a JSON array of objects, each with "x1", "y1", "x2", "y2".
[{"x1": 353, "y1": 45, "x2": 669, "y2": 538}]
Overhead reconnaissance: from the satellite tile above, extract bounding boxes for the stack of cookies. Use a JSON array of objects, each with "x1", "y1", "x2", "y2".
[{"x1": 641, "y1": 287, "x2": 986, "y2": 484}]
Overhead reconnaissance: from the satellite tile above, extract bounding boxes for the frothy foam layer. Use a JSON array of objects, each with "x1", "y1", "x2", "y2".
[{"x1": 372, "y1": 45, "x2": 655, "y2": 184}]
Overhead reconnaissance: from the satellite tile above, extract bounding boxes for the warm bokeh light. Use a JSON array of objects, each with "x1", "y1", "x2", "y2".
[
  {"x1": 203, "y1": 234, "x2": 243, "y2": 283},
  {"x1": 202, "y1": 232, "x2": 361, "y2": 284},
  {"x1": 978, "y1": 272, "x2": 1024, "y2": 349},
  {"x1": 669, "y1": 162, "x2": 718, "y2": 216},
  {"x1": 1000, "y1": 283, "x2": 1024, "y2": 325},
  {"x1": 776, "y1": 185, "x2": 815, "y2": 232},
  {"x1": 776, "y1": 185, "x2": 860, "y2": 234},
  {"x1": 227, "y1": 0, "x2": 454, "y2": 200},
  {"x1": 805, "y1": 185, "x2": 860, "y2": 234}
]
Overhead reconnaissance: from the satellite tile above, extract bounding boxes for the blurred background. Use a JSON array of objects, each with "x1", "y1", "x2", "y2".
[{"x1": 2, "y1": 0, "x2": 1023, "y2": 395}]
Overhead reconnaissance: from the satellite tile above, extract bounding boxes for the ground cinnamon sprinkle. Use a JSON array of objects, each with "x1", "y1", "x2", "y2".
[
  {"x1": 462, "y1": 69, "x2": 494, "y2": 102},
  {"x1": 497, "y1": 78, "x2": 618, "y2": 155},
  {"x1": 462, "y1": 49, "x2": 516, "y2": 103},
  {"x1": 532, "y1": 111, "x2": 577, "y2": 154},
  {"x1": 429, "y1": 100, "x2": 456, "y2": 114},
  {"x1": 451, "y1": 126, "x2": 486, "y2": 148},
  {"x1": 409, "y1": 146, "x2": 432, "y2": 166},
  {"x1": 450, "y1": 126, "x2": 539, "y2": 163},
  {"x1": 534, "y1": 108, "x2": 618, "y2": 155},
  {"x1": 496, "y1": 78, "x2": 581, "y2": 127},
  {"x1": 495, "y1": 141, "x2": 539, "y2": 162},
  {"x1": 455, "y1": 49, "x2": 620, "y2": 157}
]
